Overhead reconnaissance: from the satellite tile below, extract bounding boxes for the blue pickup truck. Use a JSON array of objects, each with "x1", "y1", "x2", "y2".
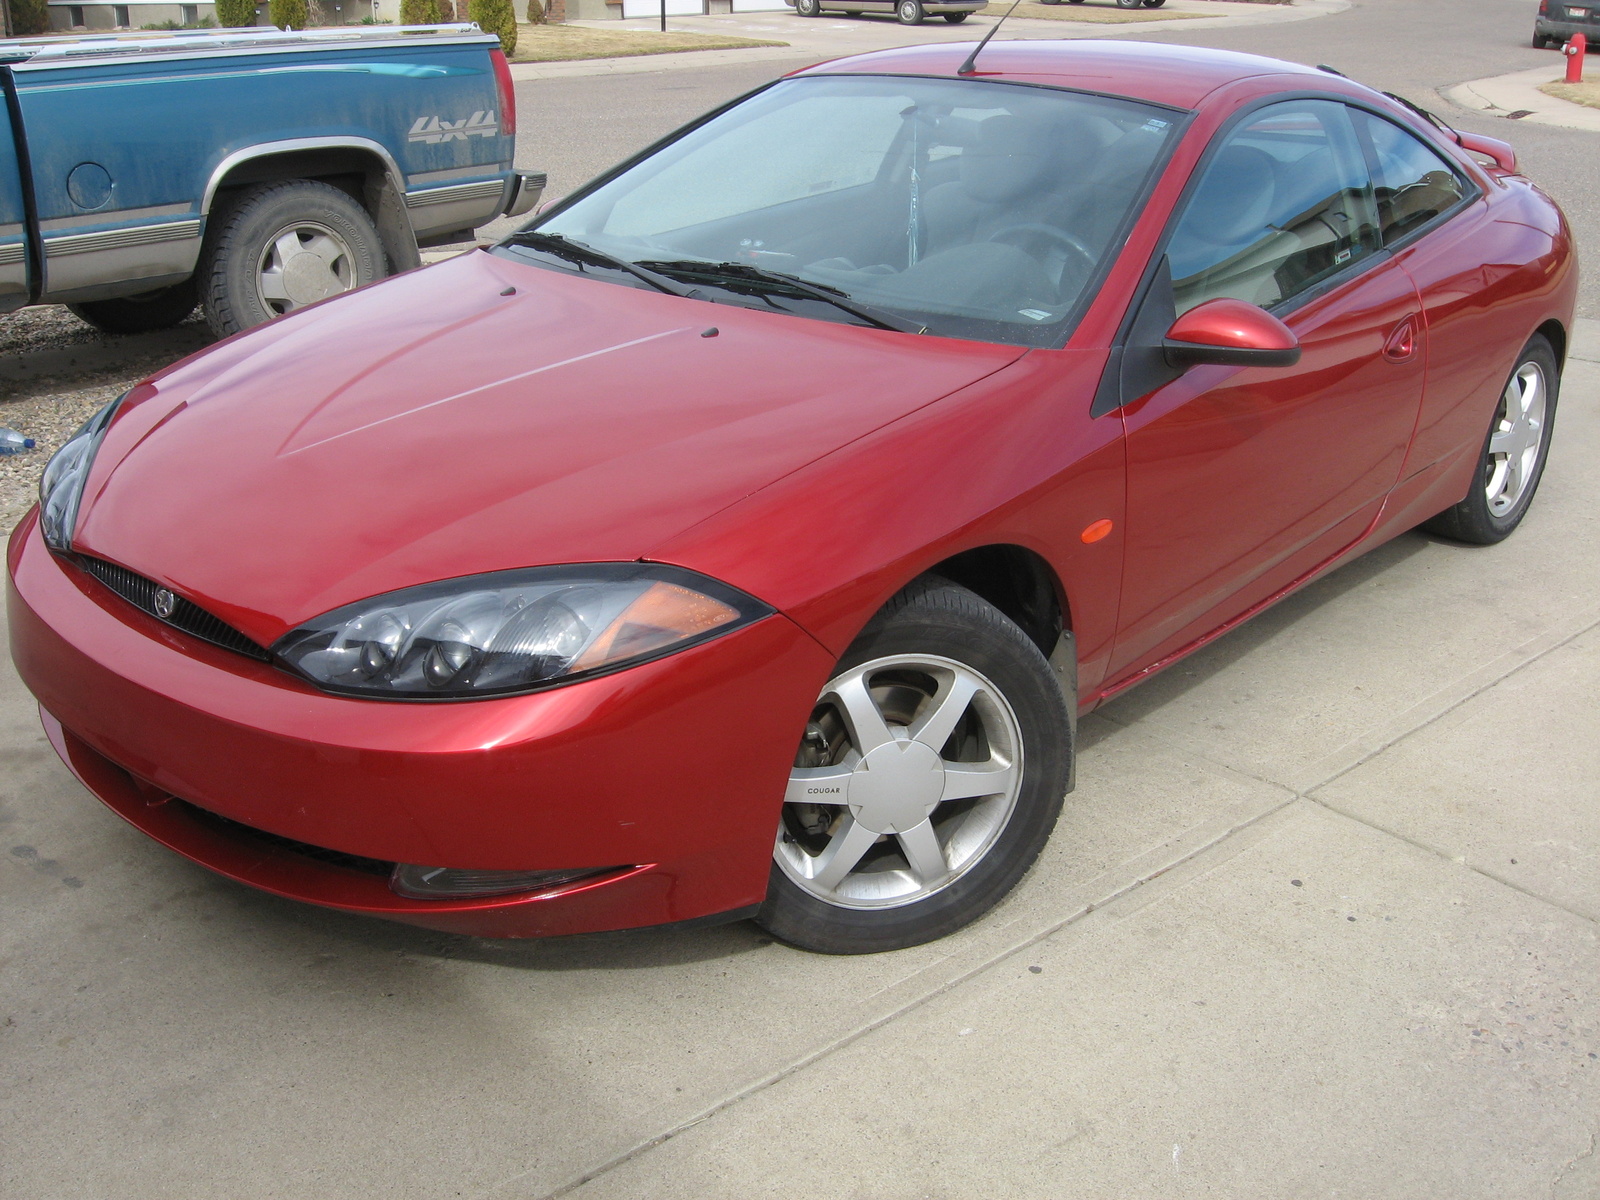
[{"x1": 0, "y1": 24, "x2": 542, "y2": 336}]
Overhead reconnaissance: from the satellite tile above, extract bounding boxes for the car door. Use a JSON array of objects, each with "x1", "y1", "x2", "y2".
[
  {"x1": 1105, "y1": 99, "x2": 1427, "y2": 684},
  {"x1": 0, "y1": 75, "x2": 28, "y2": 314}
]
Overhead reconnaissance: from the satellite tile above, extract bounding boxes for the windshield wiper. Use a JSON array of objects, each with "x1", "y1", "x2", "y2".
[
  {"x1": 638, "y1": 259, "x2": 928, "y2": 334},
  {"x1": 505, "y1": 232, "x2": 698, "y2": 299}
]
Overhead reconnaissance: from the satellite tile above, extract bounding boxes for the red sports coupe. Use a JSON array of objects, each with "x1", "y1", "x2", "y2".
[{"x1": 7, "y1": 41, "x2": 1573, "y2": 953}]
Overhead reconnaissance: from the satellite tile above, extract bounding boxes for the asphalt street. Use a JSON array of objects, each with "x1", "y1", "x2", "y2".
[{"x1": 6, "y1": 2, "x2": 1600, "y2": 1197}]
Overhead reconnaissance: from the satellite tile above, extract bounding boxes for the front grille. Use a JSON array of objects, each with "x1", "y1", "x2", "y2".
[
  {"x1": 178, "y1": 799, "x2": 395, "y2": 878},
  {"x1": 78, "y1": 556, "x2": 272, "y2": 661}
]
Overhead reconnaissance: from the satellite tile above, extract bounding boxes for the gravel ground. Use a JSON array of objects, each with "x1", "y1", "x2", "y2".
[
  {"x1": 0, "y1": 305, "x2": 224, "y2": 534},
  {"x1": 0, "y1": 306, "x2": 214, "y2": 533}
]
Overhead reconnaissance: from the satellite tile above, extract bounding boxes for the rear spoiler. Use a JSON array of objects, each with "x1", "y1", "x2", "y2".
[{"x1": 1380, "y1": 89, "x2": 1518, "y2": 175}]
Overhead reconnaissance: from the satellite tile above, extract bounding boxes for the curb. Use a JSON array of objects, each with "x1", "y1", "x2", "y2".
[{"x1": 1443, "y1": 62, "x2": 1600, "y2": 133}]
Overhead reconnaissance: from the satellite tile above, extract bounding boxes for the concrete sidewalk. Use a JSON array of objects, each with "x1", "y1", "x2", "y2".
[
  {"x1": 2, "y1": 324, "x2": 1597, "y2": 1198},
  {"x1": 1446, "y1": 62, "x2": 1600, "y2": 133}
]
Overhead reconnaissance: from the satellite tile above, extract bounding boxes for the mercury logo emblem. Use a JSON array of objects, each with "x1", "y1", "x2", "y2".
[{"x1": 153, "y1": 589, "x2": 176, "y2": 619}]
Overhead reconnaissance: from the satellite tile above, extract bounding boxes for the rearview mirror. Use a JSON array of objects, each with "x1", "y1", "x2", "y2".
[{"x1": 1163, "y1": 299, "x2": 1301, "y2": 369}]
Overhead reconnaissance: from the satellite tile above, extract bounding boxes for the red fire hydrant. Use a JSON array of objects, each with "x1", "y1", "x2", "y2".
[{"x1": 1566, "y1": 33, "x2": 1587, "y2": 84}]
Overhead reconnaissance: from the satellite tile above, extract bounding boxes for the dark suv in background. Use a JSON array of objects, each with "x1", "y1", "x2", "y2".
[{"x1": 1533, "y1": 0, "x2": 1600, "y2": 47}]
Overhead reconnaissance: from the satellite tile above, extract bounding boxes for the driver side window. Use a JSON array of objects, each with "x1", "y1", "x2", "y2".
[{"x1": 1167, "y1": 100, "x2": 1380, "y2": 315}]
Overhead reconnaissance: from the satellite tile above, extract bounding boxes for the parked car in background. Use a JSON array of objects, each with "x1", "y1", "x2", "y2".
[
  {"x1": 8, "y1": 41, "x2": 1574, "y2": 955},
  {"x1": 0, "y1": 25, "x2": 543, "y2": 337},
  {"x1": 1533, "y1": 0, "x2": 1599, "y2": 47},
  {"x1": 788, "y1": 0, "x2": 985, "y2": 25}
]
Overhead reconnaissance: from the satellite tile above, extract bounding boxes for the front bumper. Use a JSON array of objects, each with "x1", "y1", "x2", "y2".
[{"x1": 7, "y1": 511, "x2": 834, "y2": 937}]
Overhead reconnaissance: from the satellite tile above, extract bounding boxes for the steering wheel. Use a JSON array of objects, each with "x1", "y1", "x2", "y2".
[{"x1": 986, "y1": 224, "x2": 1098, "y2": 300}]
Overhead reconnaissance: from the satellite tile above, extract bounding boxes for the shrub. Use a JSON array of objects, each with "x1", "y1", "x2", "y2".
[
  {"x1": 400, "y1": 0, "x2": 443, "y2": 21},
  {"x1": 269, "y1": 0, "x2": 308, "y2": 24},
  {"x1": 11, "y1": 0, "x2": 50, "y2": 35},
  {"x1": 215, "y1": 0, "x2": 257, "y2": 24},
  {"x1": 469, "y1": 0, "x2": 514, "y2": 52},
  {"x1": 525, "y1": 0, "x2": 544, "y2": 23}
]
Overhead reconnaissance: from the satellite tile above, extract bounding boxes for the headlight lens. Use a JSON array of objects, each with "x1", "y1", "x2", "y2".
[
  {"x1": 274, "y1": 564, "x2": 771, "y2": 699},
  {"x1": 38, "y1": 396, "x2": 121, "y2": 551}
]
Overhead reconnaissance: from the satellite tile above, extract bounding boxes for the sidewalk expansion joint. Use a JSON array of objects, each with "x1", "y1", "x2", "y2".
[
  {"x1": 1305, "y1": 794, "x2": 1600, "y2": 927},
  {"x1": 492, "y1": 790, "x2": 1297, "y2": 1200}
]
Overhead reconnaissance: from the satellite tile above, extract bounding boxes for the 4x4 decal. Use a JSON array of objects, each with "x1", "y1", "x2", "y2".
[{"x1": 408, "y1": 112, "x2": 499, "y2": 143}]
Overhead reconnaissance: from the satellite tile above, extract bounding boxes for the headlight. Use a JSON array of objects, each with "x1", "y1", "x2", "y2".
[
  {"x1": 274, "y1": 564, "x2": 772, "y2": 699},
  {"x1": 38, "y1": 396, "x2": 121, "y2": 551}
]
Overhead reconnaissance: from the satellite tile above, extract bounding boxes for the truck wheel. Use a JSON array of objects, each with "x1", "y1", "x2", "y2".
[
  {"x1": 67, "y1": 278, "x2": 198, "y2": 335},
  {"x1": 200, "y1": 179, "x2": 385, "y2": 337}
]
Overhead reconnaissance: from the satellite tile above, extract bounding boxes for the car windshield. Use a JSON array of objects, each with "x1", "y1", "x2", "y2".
[{"x1": 500, "y1": 74, "x2": 1181, "y2": 347}]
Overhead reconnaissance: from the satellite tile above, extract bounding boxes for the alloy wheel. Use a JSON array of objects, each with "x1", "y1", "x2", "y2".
[
  {"x1": 1485, "y1": 359, "x2": 1547, "y2": 516},
  {"x1": 775, "y1": 654, "x2": 1024, "y2": 910},
  {"x1": 256, "y1": 221, "x2": 358, "y2": 316}
]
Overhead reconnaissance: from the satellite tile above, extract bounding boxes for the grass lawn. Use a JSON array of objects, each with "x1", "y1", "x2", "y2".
[
  {"x1": 509, "y1": 23, "x2": 787, "y2": 60},
  {"x1": 1539, "y1": 79, "x2": 1600, "y2": 109},
  {"x1": 1004, "y1": 2, "x2": 1205, "y2": 21}
]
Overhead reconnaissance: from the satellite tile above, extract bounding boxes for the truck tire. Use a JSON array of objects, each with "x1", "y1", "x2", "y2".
[
  {"x1": 67, "y1": 278, "x2": 198, "y2": 335},
  {"x1": 199, "y1": 179, "x2": 386, "y2": 338}
]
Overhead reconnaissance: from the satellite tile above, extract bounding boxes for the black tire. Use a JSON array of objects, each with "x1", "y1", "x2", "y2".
[
  {"x1": 1067, "y1": 0, "x2": 1085, "y2": 4},
  {"x1": 896, "y1": 0, "x2": 923, "y2": 23},
  {"x1": 198, "y1": 179, "x2": 386, "y2": 338},
  {"x1": 1143, "y1": 0, "x2": 1166, "y2": 6},
  {"x1": 756, "y1": 577, "x2": 1071, "y2": 954},
  {"x1": 66, "y1": 278, "x2": 198, "y2": 335},
  {"x1": 795, "y1": 0, "x2": 821, "y2": 15},
  {"x1": 1115, "y1": 0, "x2": 1142, "y2": 8},
  {"x1": 1532, "y1": 33, "x2": 1550, "y2": 48},
  {"x1": 942, "y1": 9, "x2": 968, "y2": 18},
  {"x1": 1423, "y1": 334, "x2": 1559, "y2": 545}
]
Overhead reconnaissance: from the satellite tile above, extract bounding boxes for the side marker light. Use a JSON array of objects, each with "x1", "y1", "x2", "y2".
[{"x1": 1081, "y1": 519, "x2": 1114, "y2": 544}]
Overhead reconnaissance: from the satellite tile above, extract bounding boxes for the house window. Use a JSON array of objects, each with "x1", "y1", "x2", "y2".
[
  {"x1": 113, "y1": 3, "x2": 130, "y2": 23},
  {"x1": 69, "y1": 4, "x2": 85, "y2": 21},
  {"x1": 181, "y1": 3, "x2": 198, "y2": 19}
]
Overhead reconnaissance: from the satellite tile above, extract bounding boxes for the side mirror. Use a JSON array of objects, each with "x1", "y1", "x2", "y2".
[{"x1": 1163, "y1": 299, "x2": 1301, "y2": 369}]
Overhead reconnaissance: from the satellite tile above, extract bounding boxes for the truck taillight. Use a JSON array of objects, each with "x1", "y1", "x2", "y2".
[
  {"x1": 491, "y1": 49, "x2": 516, "y2": 139},
  {"x1": 1539, "y1": 0, "x2": 1549, "y2": 13}
]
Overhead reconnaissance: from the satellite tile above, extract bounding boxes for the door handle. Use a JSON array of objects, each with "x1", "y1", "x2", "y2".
[{"x1": 1383, "y1": 315, "x2": 1419, "y2": 363}]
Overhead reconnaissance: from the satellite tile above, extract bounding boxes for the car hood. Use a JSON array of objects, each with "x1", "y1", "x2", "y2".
[{"x1": 74, "y1": 250, "x2": 1025, "y2": 646}]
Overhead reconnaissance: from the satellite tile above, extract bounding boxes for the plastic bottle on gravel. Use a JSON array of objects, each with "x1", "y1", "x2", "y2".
[{"x1": 0, "y1": 428, "x2": 37, "y2": 455}]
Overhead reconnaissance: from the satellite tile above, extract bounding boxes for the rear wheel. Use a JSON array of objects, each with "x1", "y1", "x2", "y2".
[
  {"x1": 1143, "y1": 0, "x2": 1166, "y2": 6},
  {"x1": 942, "y1": 9, "x2": 968, "y2": 18},
  {"x1": 1423, "y1": 334, "x2": 1559, "y2": 545},
  {"x1": 896, "y1": 0, "x2": 923, "y2": 22},
  {"x1": 199, "y1": 179, "x2": 385, "y2": 338},
  {"x1": 756, "y1": 578, "x2": 1071, "y2": 954},
  {"x1": 795, "y1": 0, "x2": 821, "y2": 15},
  {"x1": 67, "y1": 278, "x2": 198, "y2": 335},
  {"x1": 1115, "y1": 0, "x2": 1142, "y2": 9},
  {"x1": 1532, "y1": 32, "x2": 1550, "y2": 47}
]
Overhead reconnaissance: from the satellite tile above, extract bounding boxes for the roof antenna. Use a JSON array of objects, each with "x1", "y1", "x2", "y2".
[{"x1": 957, "y1": 0, "x2": 1022, "y2": 77}]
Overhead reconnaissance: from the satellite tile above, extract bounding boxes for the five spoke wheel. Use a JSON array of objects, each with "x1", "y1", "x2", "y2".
[
  {"x1": 776, "y1": 655, "x2": 1023, "y2": 909},
  {"x1": 257, "y1": 223, "x2": 358, "y2": 317},
  {"x1": 757, "y1": 577, "x2": 1070, "y2": 954},
  {"x1": 1485, "y1": 359, "x2": 1547, "y2": 517}
]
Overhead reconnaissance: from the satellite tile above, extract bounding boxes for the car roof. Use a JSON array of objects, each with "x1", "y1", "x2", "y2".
[{"x1": 793, "y1": 39, "x2": 1328, "y2": 111}]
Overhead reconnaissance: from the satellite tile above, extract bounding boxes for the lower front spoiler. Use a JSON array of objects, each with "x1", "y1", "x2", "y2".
[{"x1": 42, "y1": 708, "x2": 748, "y2": 939}]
